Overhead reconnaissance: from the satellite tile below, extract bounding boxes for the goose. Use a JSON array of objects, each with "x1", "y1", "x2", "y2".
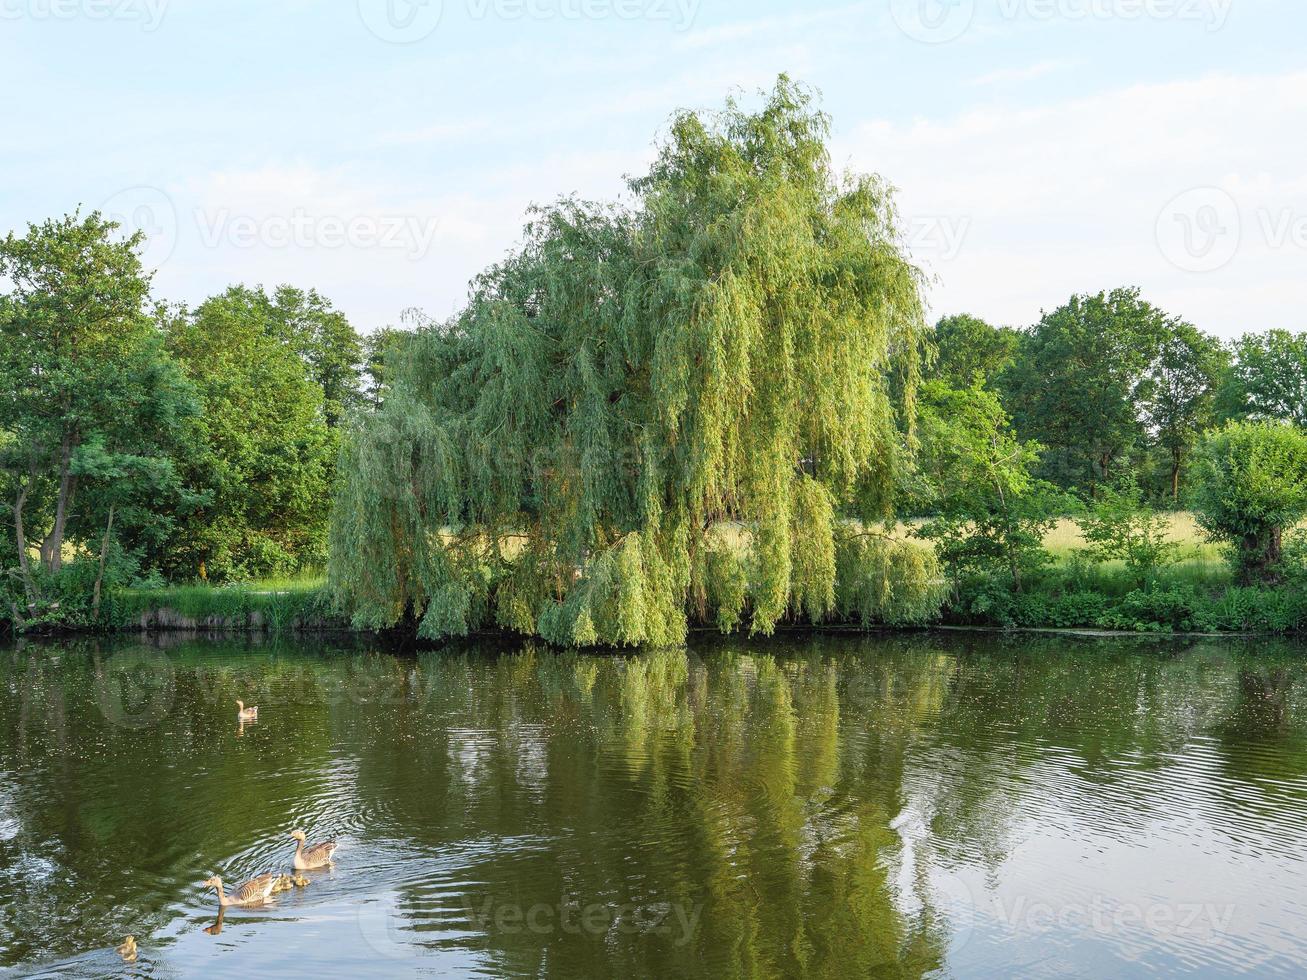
[
  {"x1": 271, "y1": 873, "x2": 311, "y2": 893},
  {"x1": 290, "y1": 829, "x2": 338, "y2": 870},
  {"x1": 202, "y1": 873, "x2": 277, "y2": 907},
  {"x1": 115, "y1": 936, "x2": 138, "y2": 963},
  {"x1": 236, "y1": 700, "x2": 259, "y2": 722}
]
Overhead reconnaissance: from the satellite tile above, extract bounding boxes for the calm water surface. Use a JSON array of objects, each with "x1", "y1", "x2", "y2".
[{"x1": 2, "y1": 632, "x2": 1307, "y2": 978}]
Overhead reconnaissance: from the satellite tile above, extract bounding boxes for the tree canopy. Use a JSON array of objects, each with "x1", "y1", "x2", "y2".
[
  {"x1": 931, "y1": 313, "x2": 1018, "y2": 387},
  {"x1": 329, "y1": 77, "x2": 930, "y2": 645},
  {"x1": 1217, "y1": 330, "x2": 1307, "y2": 428},
  {"x1": 1192, "y1": 422, "x2": 1307, "y2": 584},
  {"x1": 156, "y1": 286, "x2": 343, "y2": 581},
  {"x1": 0, "y1": 212, "x2": 192, "y2": 621},
  {"x1": 1004, "y1": 288, "x2": 1174, "y2": 493}
]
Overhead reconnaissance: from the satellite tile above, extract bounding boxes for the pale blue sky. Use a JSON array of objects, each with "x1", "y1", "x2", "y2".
[{"x1": 2, "y1": 0, "x2": 1304, "y2": 337}]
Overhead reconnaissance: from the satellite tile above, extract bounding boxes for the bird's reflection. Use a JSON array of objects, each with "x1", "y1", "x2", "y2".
[{"x1": 204, "y1": 908, "x2": 226, "y2": 936}]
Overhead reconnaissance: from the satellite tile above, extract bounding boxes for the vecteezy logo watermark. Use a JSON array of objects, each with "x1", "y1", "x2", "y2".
[
  {"x1": 1155, "y1": 186, "x2": 1241, "y2": 273},
  {"x1": 95, "y1": 648, "x2": 176, "y2": 730},
  {"x1": 893, "y1": 0, "x2": 1231, "y2": 42},
  {"x1": 0, "y1": 0, "x2": 169, "y2": 30},
  {"x1": 98, "y1": 187, "x2": 443, "y2": 264},
  {"x1": 358, "y1": 0, "x2": 700, "y2": 41},
  {"x1": 1003, "y1": 0, "x2": 1232, "y2": 30},
  {"x1": 992, "y1": 895, "x2": 1237, "y2": 942},
  {"x1": 100, "y1": 185, "x2": 179, "y2": 271},
  {"x1": 356, "y1": 893, "x2": 703, "y2": 960},
  {"x1": 356, "y1": 0, "x2": 444, "y2": 43},
  {"x1": 464, "y1": 897, "x2": 703, "y2": 946},
  {"x1": 906, "y1": 214, "x2": 972, "y2": 262},
  {"x1": 195, "y1": 208, "x2": 441, "y2": 259},
  {"x1": 891, "y1": 0, "x2": 976, "y2": 44}
]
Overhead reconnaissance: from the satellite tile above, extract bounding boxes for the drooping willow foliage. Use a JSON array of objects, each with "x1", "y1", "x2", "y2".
[{"x1": 329, "y1": 77, "x2": 941, "y2": 645}]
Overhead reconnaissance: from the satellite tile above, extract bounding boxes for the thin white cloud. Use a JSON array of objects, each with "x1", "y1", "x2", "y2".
[
  {"x1": 375, "y1": 120, "x2": 493, "y2": 148},
  {"x1": 675, "y1": 2, "x2": 876, "y2": 50},
  {"x1": 838, "y1": 71, "x2": 1307, "y2": 337},
  {"x1": 968, "y1": 59, "x2": 1075, "y2": 86}
]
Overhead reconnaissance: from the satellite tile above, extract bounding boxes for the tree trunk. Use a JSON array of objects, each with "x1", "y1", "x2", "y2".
[
  {"x1": 1171, "y1": 452, "x2": 1182, "y2": 503},
  {"x1": 92, "y1": 504, "x2": 116, "y2": 622},
  {"x1": 13, "y1": 483, "x2": 36, "y2": 610},
  {"x1": 42, "y1": 433, "x2": 78, "y2": 575},
  {"x1": 1240, "y1": 526, "x2": 1284, "y2": 586},
  {"x1": 1096, "y1": 451, "x2": 1115, "y2": 497}
]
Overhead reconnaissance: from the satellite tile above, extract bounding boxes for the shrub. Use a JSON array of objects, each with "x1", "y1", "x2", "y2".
[
  {"x1": 1191, "y1": 422, "x2": 1307, "y2": 584},
  {"x1": 1077, "y1": 479, "x2": 1179, "y2": 587}
]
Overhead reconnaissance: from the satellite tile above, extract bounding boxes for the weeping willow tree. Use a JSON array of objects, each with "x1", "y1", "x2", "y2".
[{"x1": 330, "y1": 77, "x2": 940, "y2": 645}]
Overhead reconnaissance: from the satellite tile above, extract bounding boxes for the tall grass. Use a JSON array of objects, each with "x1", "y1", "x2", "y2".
[{"x1": 113, "y1": 575, "x2": 339, "y2": 632}]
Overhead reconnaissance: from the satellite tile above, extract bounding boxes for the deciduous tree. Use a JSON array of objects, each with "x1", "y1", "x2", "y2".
[{"x1": 329, "y1": 78, "x2": 929, "y2": 644}]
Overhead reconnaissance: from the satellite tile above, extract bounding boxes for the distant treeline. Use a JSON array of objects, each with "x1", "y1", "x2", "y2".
[
  {"x1": 3, "y1": 76, "x2": 1306, "y2": 639},
  {"x1": 921, "y1": 300, "x2": 1304, "y2": 505},
  {"x1": 0, "y1": 211, "x2": 404, "y2": 629}
]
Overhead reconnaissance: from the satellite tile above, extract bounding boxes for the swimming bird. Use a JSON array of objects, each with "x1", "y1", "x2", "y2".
[
  {"x1": 271, "y1": 873, "x2": 311, "y2": 893},
  {"x1": 236, "y1": 700, "x2": 258, "y2": 721},
  {"x1": 116, "y1": 936, "x2": 138, "y2": 962},
  {"x1": 290, "y1": 829, "x2": 338, "y2": 870},
  {"x1": 202, "y1": 873, "x2": 277, "y2": 907}
]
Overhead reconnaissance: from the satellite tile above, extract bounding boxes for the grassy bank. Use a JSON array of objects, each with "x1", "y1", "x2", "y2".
[
  {"x1": 946, "y1": 513, "x2": 1307, "y2": 634},
  {"x1": 20, "y1": 513, "x2": 1301, "y2": 640},
  {"x1": 109, "y1": 575, "x2": 342, "y2": 633}
]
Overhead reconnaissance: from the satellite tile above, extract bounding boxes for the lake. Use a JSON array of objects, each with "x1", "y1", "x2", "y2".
[{"x1": 2, "y1": 631, "x2": 1307, "y2": 977}]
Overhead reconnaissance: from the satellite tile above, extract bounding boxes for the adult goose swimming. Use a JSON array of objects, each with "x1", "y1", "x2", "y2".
[
  {"x1": 290, "y1": 829, "x2": 338, "y2": 870},
  {"x1": 202, "y1": 873, "x2": 277, "y2": 908}
]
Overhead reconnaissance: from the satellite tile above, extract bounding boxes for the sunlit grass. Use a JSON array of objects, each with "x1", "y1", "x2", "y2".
[{"x1": 117, "y1": 573, "x2": 333, "y2": 631}]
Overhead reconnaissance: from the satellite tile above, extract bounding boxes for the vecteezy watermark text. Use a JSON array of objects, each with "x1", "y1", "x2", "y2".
[
  {"x1": 356, "y1": 0, "x2": 699, "y2": 43},
  {"x1": 993, "y1": 894, "x2": 1237, "y2": 942},
  {"x1": 196, "y1": 208, "x2": 441, "y2": 259},
  {"x1": 464, "y1": 897, "x2": 702, "y2": 946},
  {"x1": 892, "y1": 0, "x2": 1232, "y2": 44},
  {"x1": 99, "y1": 186, "x2": 443, "y2": 266},
  {"x1": 0, "y1": 0, "x2": 168, "y2": 30}
]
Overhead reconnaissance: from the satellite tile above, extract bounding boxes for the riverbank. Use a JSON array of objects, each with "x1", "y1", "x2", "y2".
[
  {"x1": 107, "y1": 579, "x2": 345, "y2": 633},
  {"x1": 24, "y1": 573, "x2": 1300, "y2": 640}
]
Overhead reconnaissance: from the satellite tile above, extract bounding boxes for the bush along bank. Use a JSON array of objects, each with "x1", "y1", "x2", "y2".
[
  {"x1": 2, "y1": 573, "x2": 345, "y2": 636},
  {"x1": 946, "y1": 570, "x2": 1307, "y2": 635}
]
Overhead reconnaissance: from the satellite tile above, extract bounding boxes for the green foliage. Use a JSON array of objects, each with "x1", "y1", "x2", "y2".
[
  {"x1": 158, "y1": 285, "x2": 342, "y2": 581},
  {"x1": 1003, "y1": 288, "x2": 1175, "y2": 492},
  {"x1": 699, "y1": 539, "x2": 749, "y2": 634},
  {"x1": 1191, "y1": 422, "x2": 1307, "y2": 584},
  {"x1": 834, "y1": 532, "x2": 946, "y2": 626},
  {"x1": 0, "y1": 210, "x2": 193, "y2": 626},
  {"x1": 1217, "y1": 329, "x2": 1307, "y2": 427},
  {"x1": 931, "y1": 313, "x2": 1018, "y2": 387},
  {"x1": 1076, "y1": 478, "x2": 1179, "y2": 587},
  {"x1": 329, "y1": 78, "x2": 928, "y2": 646},
  {"x1": 915, "y1": 380, "x2": 1071, "y2": 590},
  {"x1": 951, "y1": 571, "x2": 1307, "y2": 634},
  {"x1": 259, "y1": 285, "x2": 365, "y2": 427},
  {"x1": 111, "y1": 578, "x2": 337, "y2": 632},
  {"x1": 1140, "y1": 324, "x2": 1226, "y2": 501}
]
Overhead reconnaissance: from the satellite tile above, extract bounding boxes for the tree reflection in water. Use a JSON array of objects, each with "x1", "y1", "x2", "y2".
[{"x1": 1, "y1": 632, "x2": 1306, "y2": 977}]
